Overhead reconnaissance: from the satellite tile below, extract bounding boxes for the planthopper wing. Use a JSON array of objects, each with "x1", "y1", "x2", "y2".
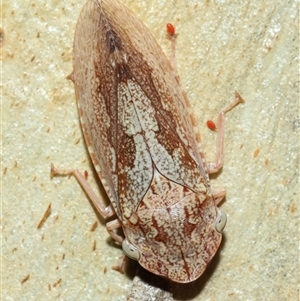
[{"x1": 71, "y1": 0, "x2": 208, "y2": 219}]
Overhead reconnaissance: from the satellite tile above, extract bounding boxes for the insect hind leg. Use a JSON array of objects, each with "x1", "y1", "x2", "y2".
[
  {"x1": 50, "y1": 163, "x2": 115, "y2": 218},
  {"x1": 207, "y1": 92, "x2": 245, "y2": 174}
]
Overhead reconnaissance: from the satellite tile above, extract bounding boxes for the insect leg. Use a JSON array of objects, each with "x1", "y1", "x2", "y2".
[
  {"x1": 112, "y1": 254, "x2": 127, "y2": 274},
  {"x1": 166, "y1": 23, "x2": 178, "y2": 76},
  {"x1": 50, "y1": 163, "x2": 115, "y2": 218},
  {"x1": 106, "y1": 219, "x2": 123, "y2": 244},
  {"x1": 211, "y1": 190, "x2": 226, "y2": 205},
  {"x1": 207, "y1": 92, "x2": 244, "y2": 174}
]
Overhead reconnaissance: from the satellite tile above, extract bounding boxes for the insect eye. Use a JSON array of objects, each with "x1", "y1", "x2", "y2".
[
  {"x1": 215, "y1": 209, "x2": 227, "y2": 233},
  {"x1": 122, "y1": 239, "x2": 141, "y2": 261}
]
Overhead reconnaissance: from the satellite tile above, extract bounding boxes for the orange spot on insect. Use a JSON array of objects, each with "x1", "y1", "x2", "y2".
[
  {"x1": 206, "y1": 120, "x2": 217, "y2": 131},
  {"x1": 166, "y1": 23, "x2": 175, "y2": 36}
]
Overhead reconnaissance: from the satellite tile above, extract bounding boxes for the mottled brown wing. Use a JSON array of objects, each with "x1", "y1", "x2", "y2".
[{"x1": 72, "y1": 0, "x2": 208, "y2": 219}]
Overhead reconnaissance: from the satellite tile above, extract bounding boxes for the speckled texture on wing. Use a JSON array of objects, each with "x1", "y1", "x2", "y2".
[{"x1": 71, "y1": 0, "x2": 208, "y2": 220}]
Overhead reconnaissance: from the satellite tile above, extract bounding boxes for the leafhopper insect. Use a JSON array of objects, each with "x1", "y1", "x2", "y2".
[{"x1": 52, "y1": 0, "x2": 243, "y2": 283}]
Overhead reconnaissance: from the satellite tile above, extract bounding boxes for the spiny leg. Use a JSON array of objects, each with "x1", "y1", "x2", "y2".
[
  {"x1": 51, "y1": 164, "x2": 125, "y2": 245},
  {"x1": 51, "y1": 164, "x2": 126, "y2": 272},
  {"x1": 51, "y1": 163, "x2": 115, "y2": 218},
  {"x1": 207, "y1": 91, "x2": 244, "y2": 174}
]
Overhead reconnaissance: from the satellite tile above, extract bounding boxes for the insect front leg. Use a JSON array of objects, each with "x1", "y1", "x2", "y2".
[
  {"x1": 207, "y1": 91, "x2": 244, "y2": 174},
  {"x1": 51, "y1": 163, "x2": 114, "y2": 217},
  {"x1": 212, "y1": 190, "x2": 227, "y2": 206},
  {"x1": 106, "y1": 219, "x2": 123, "y2": 244},
  {"x1": 50, "y1": 163, "x2": 124, "y2": 243}
]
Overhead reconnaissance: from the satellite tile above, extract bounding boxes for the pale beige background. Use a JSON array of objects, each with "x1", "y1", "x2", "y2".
[{"x1": 2, "y1": 0, "x2": 299, "y2": 300}]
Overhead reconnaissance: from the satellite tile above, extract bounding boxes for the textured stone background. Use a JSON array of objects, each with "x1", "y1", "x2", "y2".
[{"x1": 2, "y1": 0, "x2": 299, "y2": 300}]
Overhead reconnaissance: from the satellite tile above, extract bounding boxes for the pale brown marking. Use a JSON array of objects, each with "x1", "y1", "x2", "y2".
[
  {"x1": 254, "y1": 148, "x2": 260, "y2": 158},
  {"x1": 21, "y1": 274, "x2": 30, "y2": 284},
  {"x1": 74, "y1": 137, "x2": 81, "y2": 145},
  {"x1": 90, "y1": 221, "x2": 98, "y2": 231},
  {"x1": 52, "y1": 278, "x2": 62, "y2": 288},
  {"x1": 289, "y1": 203, "x2": 296, "y2": 213},
  {"x1": 37, "y1": 203, "x2": 52, "y2": 229},
  {"x1": 0, "y1": 27, "x2": 4, "y2": 47}
]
